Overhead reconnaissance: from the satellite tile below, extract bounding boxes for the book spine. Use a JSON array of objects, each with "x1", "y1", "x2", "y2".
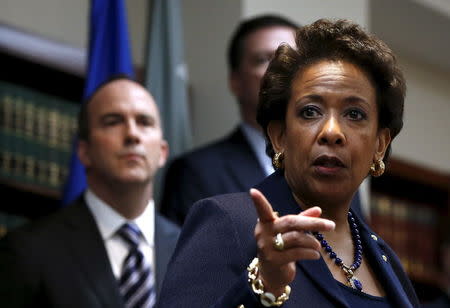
[{"x1": 0, "y1": 81, "x2": 78, "y2": 192}]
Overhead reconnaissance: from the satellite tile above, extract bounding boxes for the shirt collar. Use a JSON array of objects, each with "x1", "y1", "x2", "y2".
[
  {"x1": 85, "y1": 189, "x2": 155, "y2": 247},
  {"x1": 240, "y1": 122, "x2": 274, "y2": 176}
]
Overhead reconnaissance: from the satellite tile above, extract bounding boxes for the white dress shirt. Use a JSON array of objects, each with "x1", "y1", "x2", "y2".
[
  {"x1": 85, "y1": 189, "x2": 155, "y2": 278},
  {"x1": 240, "y1": 122, "x2": 274, "y2": 176}
]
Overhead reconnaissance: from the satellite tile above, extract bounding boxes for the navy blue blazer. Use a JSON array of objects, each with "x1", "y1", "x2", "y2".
[
  {"x1": 160, "y1": 126, "x2": 265, "y2": 225},
  {"x1": 0, "y1": 196, "x2": 180, "y2": 308},
  {"x1": 157, "y1": 170, "x2": 419, "y2": 308}
]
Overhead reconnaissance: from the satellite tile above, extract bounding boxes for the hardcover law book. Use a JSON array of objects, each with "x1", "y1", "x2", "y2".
[
  {"x1": 0, "y1": 81, "x2": 79, "y2": 191},
  {"x1": 412, "y1": 203, "x2": 438, "y2": 275},
  {"x1": 370, "y1": 193, "x2": 395, "y2": 247},
  {"x1": 390, "y1": 198, "x2": 410, "y2": 271}
]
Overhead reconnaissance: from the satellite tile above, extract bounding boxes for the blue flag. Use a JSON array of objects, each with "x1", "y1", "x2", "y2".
[{"x1": 61, "y1": 0, "x2": 134, "y2": 205}]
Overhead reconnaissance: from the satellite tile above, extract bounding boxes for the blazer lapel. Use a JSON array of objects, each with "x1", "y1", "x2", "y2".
[
  {"x1": 358, "y1": 221, "x2": 414, "y2": 308},
  {"x1": 298, "y1": 259, "x2": 348, "y2": 307},
  {"x1": 63, "y1": 199, "x2": 124, "y2": 308},
  {"x1": 254, "y1": 171, "x2": 349, "y2": 307}
]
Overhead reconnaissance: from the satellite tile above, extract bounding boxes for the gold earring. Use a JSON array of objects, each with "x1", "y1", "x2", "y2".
[
  {"x1": 370, "y1": 159, "x2": 385, "y2": 177},
  {"x1": 273, "y1": 152, "x2": 284, "y2": 170}
]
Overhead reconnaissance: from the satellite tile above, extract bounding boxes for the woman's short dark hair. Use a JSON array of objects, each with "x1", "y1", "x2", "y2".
[{"x1": 257, "y1": 18, "x2": 406, "y2": 163}]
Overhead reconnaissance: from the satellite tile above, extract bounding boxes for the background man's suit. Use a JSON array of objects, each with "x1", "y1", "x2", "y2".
[
  {"x1": 0, "y1": 197, "x2": 180, "y2": 308},
  {"x1": 160, "y1": 126, "x2": 265, "y2": 225}
]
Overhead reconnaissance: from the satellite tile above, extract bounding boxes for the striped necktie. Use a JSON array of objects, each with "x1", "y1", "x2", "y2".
[{"x1": 117, "y1": 223, "x2": 156, "y2": 308}]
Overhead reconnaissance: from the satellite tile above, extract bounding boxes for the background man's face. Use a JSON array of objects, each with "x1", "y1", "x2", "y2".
[
  {"x1": 230, "y1": 26, "x2": 296, "y2": 128},
  {"x1": 78, "y1": 80, "x2": 168, "y2": 186}
]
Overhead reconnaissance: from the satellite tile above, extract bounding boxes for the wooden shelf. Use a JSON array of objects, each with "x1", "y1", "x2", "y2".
[
  {"x1": 0, "y1": 181, "x2": 61, "y2": 219},
  {"x1": 0, "y1": 178, "x2": 60, "y2": 199},
  {"x1": 386, "y1": 157, "x2": 450, "y2": 191},
  {"x1": 370, "y1": 156, "x2": 450, "y2": 292},
  {"x1": 408, "y1": 269, "x2": 446, "y2": 289}
]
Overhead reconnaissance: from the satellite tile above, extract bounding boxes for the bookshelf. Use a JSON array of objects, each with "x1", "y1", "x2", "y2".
[
  {"x1": 0, "y1": 27, "x2": 84, "y2": 233},
  {"x1": 370, "y1": 157, "x2": 450, "y2": 301},
  {"x1": 0, "y1": 25, "x2": 146, "y2": 237}
]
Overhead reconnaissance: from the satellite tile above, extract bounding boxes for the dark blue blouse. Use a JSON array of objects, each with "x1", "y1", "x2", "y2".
[{"x1": 337, "y1": 281, "x2": 393, "y2": 307}]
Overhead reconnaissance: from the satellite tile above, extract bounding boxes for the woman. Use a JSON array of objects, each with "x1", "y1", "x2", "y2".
[{"x1": 157, "y1": 19, "x2": 419, "y2": 307}]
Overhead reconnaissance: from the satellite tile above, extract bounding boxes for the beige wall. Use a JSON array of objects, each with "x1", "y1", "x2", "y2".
[
  {"x1": 395, "y1": 55, "x2": 450, "y2": 172},
  {"x1": 0, "y1": 0, "x2": 148, "y2": 66},
  {"x1": 243, "y1": 0, "x2": 369, "y2": 26},
  {"x1": 182, "y1": 0, "x2": 241, "y2": 146},
  {"x1": 0, "y1": 0, "x2": 449, "y2": 173},
  {"x1": 0, "y1": 0, "x2": 87, "y2": 48}
]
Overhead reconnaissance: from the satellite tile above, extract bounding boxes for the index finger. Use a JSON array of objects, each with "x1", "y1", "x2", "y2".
[{"x1": 250, "y1": 188, "x2": 277, "y2": 223}]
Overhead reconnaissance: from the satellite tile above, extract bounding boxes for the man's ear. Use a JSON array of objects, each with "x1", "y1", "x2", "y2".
[
  {"x1": 267, "y1": 120, "x2": 285, "y2": 153},
  {"x1": 229, "y1": 71, "x2": 241, "y2": 98},
  {"x1": 158, "y1": 140, "x2": 169, "y2": 168},
  {"x1": 374, "y1": 128, "x2": 391, "y2": 161},
  {"x1": 77, "y1": 140, "x2": 91, "y2": 168}
]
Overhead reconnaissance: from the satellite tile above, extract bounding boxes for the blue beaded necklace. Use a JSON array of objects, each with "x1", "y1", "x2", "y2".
[{"x1": 313, "y1": 211, "x2": 363, "y2": 291}]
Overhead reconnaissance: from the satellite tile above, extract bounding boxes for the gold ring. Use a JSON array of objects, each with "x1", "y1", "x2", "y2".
[{"x1": 273, "y1": 233, "x2": 284, "y2": 251}]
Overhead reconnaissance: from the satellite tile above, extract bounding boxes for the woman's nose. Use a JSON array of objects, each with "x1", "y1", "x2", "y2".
[{"x1": 318, "y1": 116, "x2": 346, "y2": 146}]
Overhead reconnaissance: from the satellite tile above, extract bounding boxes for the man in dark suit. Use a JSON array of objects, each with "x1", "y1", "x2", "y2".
[
  {"x1": 160, "y1": 15, "x2": 300, "y2": 225},
  {"x1": 0, "y1": 77, "x2": 179, "y2": 307}
]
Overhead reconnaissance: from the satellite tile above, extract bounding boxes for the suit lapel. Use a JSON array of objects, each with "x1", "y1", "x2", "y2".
[
  {"x1": 358, "y1": 221, "x2": 414, "y2": 307},
  {"x1": 63, "y1": 199, "x2": 124, "y2": 308},
  {"x1": 154, "y1": 214, "x2": 179, "y2": 293},
  {"x1": 254, "y1": 171, "x2": 349, "y2": 307},
  {"x1": 224, "y1": 127, "x2": 266, "y2": 191}
]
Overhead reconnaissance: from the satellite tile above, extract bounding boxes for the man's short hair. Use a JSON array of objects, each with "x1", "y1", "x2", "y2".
[
  {"x1": 227, "y1": 14, "x2": 300, "y2": 72},
  {"x1": 77, "y1": 74, "x2": 137, "y2": 141}
]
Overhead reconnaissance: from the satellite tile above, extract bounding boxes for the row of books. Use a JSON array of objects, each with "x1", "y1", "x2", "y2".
[
  {"x1": 370, "y1": 193, "x2": 440, "y2": 281},
  {"x1": 0, "y1": 81, "x2": 79, "y2": 191}
]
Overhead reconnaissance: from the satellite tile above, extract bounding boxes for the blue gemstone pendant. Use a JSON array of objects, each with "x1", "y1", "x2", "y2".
[
  {"x1": 348, "y1": 276, "x2": 363, "y2": 291},
  {"x1": 342, "y1": 266, "x2": 363, "y2": 292}
]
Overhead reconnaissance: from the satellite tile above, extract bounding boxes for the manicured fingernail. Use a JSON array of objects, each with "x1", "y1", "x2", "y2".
[{"x1": 326, "y1": 221, "x2": 336, "y2": 229}]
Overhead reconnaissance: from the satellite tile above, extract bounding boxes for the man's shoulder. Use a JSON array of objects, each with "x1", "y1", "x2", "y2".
[
  {"x1": 155, "y1": 213, "x2": 180, "y2": 235},
  {"x1": 1, "y1": 200, "x2": 86, "y2": 246},
  {"x1": 169, "y1": 128, "x2": 247, "y2": 167}
]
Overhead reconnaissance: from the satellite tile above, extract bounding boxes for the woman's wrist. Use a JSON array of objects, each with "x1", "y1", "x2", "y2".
[
  {"x1": 247, "y1": 258, "x2": 291, "y2": 307},
  {"x1": 260, "y1": 277, "x2": 287, "y2": 298}
]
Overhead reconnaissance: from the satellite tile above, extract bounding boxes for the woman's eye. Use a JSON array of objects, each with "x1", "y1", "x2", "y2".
[
  {"x1": 300, "y1": 106, "x2": 321, "y2": 119},
  {"x1": 346, "y1": 109, "x2": 367, "y2": 121}
]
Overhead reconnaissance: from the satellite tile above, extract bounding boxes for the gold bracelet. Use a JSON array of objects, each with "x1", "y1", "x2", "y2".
[{"x1": 247, "y1": 257, "x2": 291, "y2": 307}]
